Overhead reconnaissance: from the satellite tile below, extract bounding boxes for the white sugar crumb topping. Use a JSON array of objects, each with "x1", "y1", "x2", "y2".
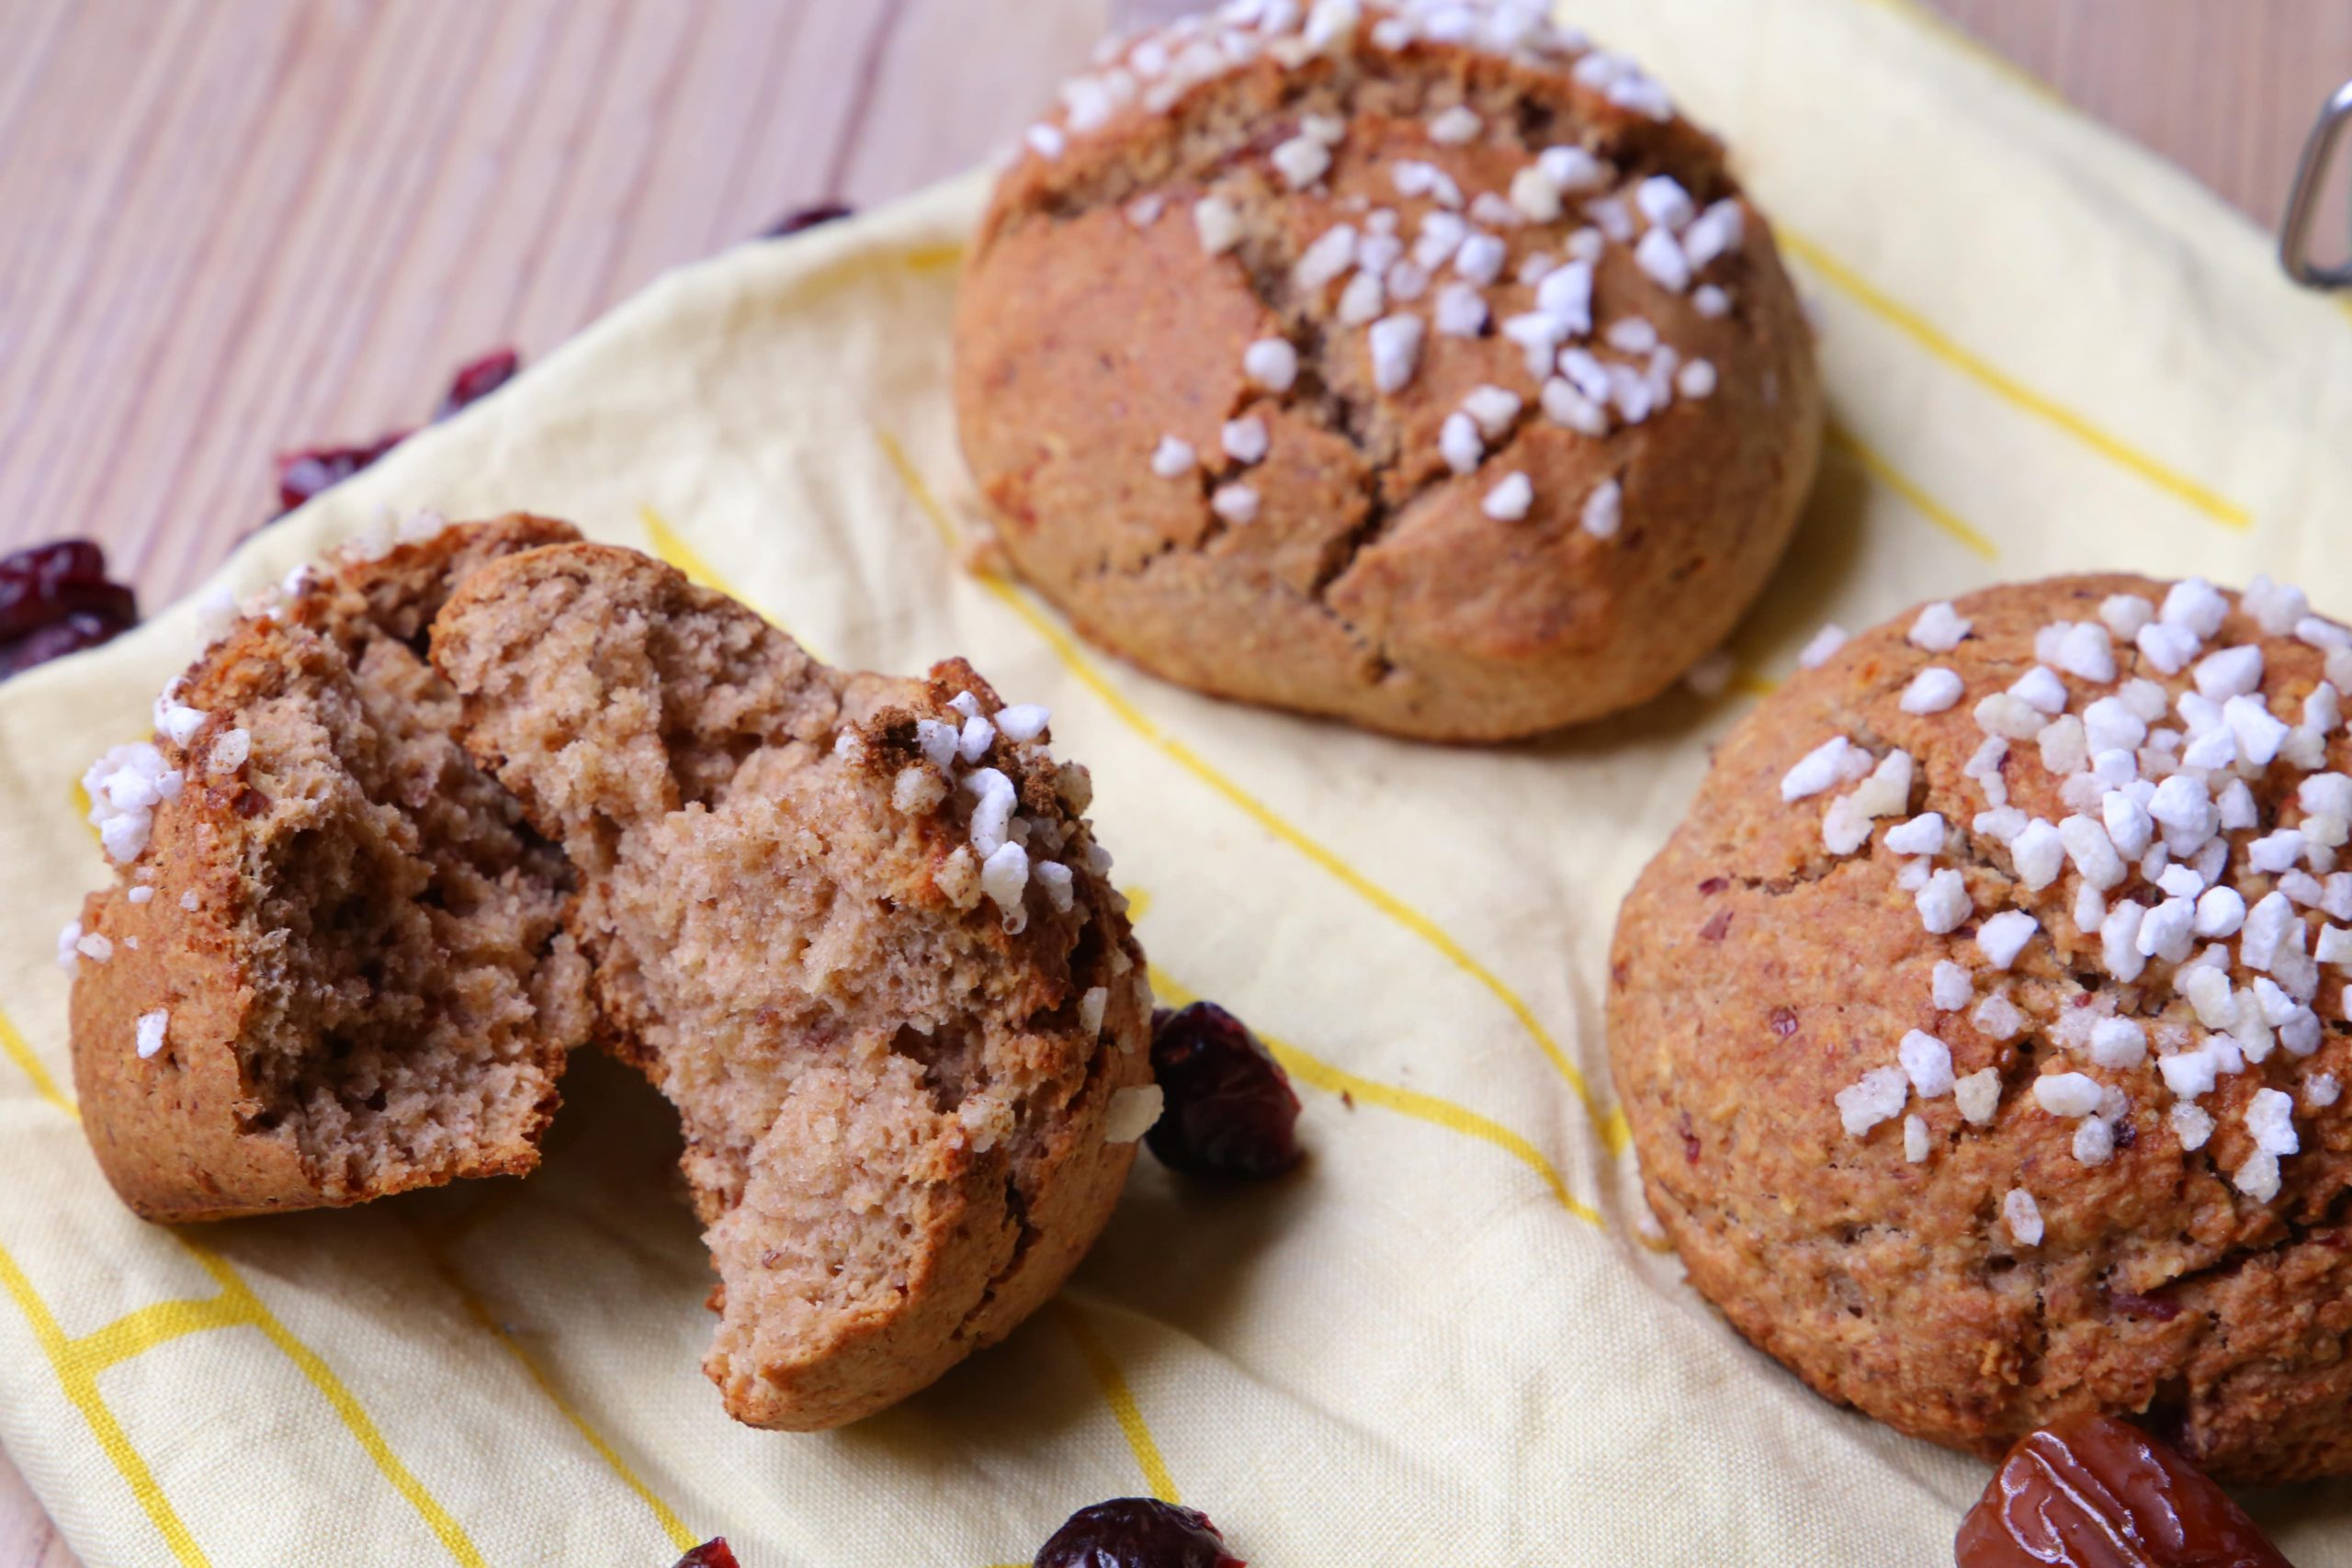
[
  {"x1": 1150, "y1": 435, "x2": 1198, "y2": 478},
  {"x1": 1916, "y1": 869, "x2": 1971, "y2": 935},
  {"x1": 1243, "y1": 337, "x2": 1299, "y2": 391},
  {"x1": 1632, "y1": 227, "x2": 1690, "y2": 292},
  {"x1": 1883, "y1": 813, "x2": 1945, "y2": 856},
  {"x1": 2307, "y1": 1073, "x2": 2341, "y2": 1109},
  {"x1": 1836, "y1": 1066, "x2": 1907, "y2": 1137},
  {"x1": 1221, "y1": 415, "x2": 1271, "y2": 466},
  {"x1": 55, "y1": 921, "x2": 83, "y2": 971},
  {"x1": 963, "y1": 768, "x2": 1017, "y2": 858},
  {"x1": 1428, "y1": 104, "x2": 1482, "y2": 143},
  {"x1": 2234, "y1": 1149, "x2": 2282, "y2": 1202},
  {"x1": 996, "y1": 704, "x2": 1050, "y2": 743},
  {"x1": 1907, "y1": 602, "x2": 1971, "y2": 652},
  {"x1": 2072, "y1": 1117, "x2": 2116, "y2": 1167},
  {"x1": 1481, "y1": 473, "x2": 1533, "y2": 522},
  {"x1": 85, "y1": 742, "x2": 181, "y2": 864},
  {"x1": 1034, "y1": 858, "x2": 1077, "y2": 913},
  {"x1": 892, "y1": 766, "x2": 948, "y2": 815},
  {"x1": 1440, "y1": 413, "x2": 1484, "y2": 475},
  {"x1": 1271, "y1": 133, "x2": 1333, "y2": 188},
  {"x1": 154, "y1": 698, "x2": 208, "y2": 749},
  {"x1": 1796, "y1": 624, "x2": 1849, "y2": 670},
  {"x1": 2033, "y1": 1072, "x2": 2104, "y2": 1119},
  {"x1": 1976, "y1": 909, "x2": 2038, "y2": 970},
  {"x1": 2246, "y1": 1087, "x2": 2300, "y2": 1156},
  {"x1": 2003, "y1": 1188, "x2": 2044, "y2": 1247},
  {"x1": 134, "y1": 1009, "x2": 167, "y2": 1060},
  {"x1": 1579, "y1": 479, "x2": 1623, "y2": 540},
  {"x1": 1898, "y1": 1030, "x2": 1954, "y2": 1098},
  {"x1": 179, "y1": 889, "x2": 199, "y2": 912},
  {"x1": 1194, "y1": 196, "x2": 1244, "y2": 256},
  {"x1": 1080, "y1": 984, "x2": 1109, "y2": 1036},
  {"x1": 1781, "y1": 735, "x2": 1869, "y2": 802},
  {"x1": 1125, "y1": 194, "x2": 1167, "y2": 228},
  {"x1": 1900, "y1": 666, "x2": 1963, "y2": 715},
  {"x1": 128, "y1": 885, "x2": 153, "y2": 905},
  {"x1": 1954, "y1": 1068, "x2": 2002, "y2": 1125},
  {"x1": 1103, "y1": 1084, "x2": 1164, "y2": 1145},
  {"x1": 1211, "y1": 484, "x2": 1261, "y2": 525},
  {"x1": 980, "y1": 841, "x2": 1032, "y2": 931},
  {"x1": 1367, "y1": 312, "x2": 1425, "y2": 394},
  {"x1": 1930, "y1": 960, "x2": 1972, "y2": 1010},
  {"x1": 2169, "y1": 1101, "x2": 2214, "y2": 1150},
  {"x1": 1025, "y1": 123, "x2": 1067, "y2": 160},
  {"x1": 1903, "y1": 1113, "x2": 1929, "y2": 1163},
  {"x1": 957, "y1": 715, "x2": 996, "y2": 762}
]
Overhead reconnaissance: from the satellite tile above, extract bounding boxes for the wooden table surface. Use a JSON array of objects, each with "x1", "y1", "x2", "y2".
[{"x1": 2, "y1": 2, "x2": 2348, "y2": 1562}]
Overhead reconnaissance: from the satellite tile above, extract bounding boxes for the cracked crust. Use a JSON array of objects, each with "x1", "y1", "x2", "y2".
[
  {"x1": 430, "y1": 543, "x2": 1152, "y2": 1429},
  {"x1": 954, "y1": 23, "x2": 1820, "y2": 741},
  {"x1": 1608, "y1": 575, "x2": 2352, "y2": 1485},
  {"x1": 69, "y1": 515, "x2": 593, "y2": 1223}
]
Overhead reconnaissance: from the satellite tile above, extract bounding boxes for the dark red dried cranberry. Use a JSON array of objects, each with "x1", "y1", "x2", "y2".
[
  {"x1": 1698, "y1": 909, "x2": 1732, "y2": 942},
  {"x1": 435, "y1": 347, "x2": 521, "y2": 419},
  {"x1": 0, "y1": 539, "x2": 132, "y2": 641},
  {"x1": 1146, "y1": 1002, "x2": 1302, "y2": 1179},
  {"x1": 0, "y1": 611, "x2": 131, "y2": 675},
  {"x1": 2107, "y1": 1290, "x2": 2180, "y2": 1322},
  {"x1": 274, "y1": 431, "x2": 410, "y2": 516},
  {"x1": 761, "y1": 201, "x2": 854, "y2": 239},
  {"x1": 269, "y1": 345, "x2": 524, "y2": 518},
  {"x1": 1035, "y1": 1498, "x2": 1243, "y2": 1568},
  {"x1": 670, "y1": 1540, "x2": 740, "y2": 1568}
]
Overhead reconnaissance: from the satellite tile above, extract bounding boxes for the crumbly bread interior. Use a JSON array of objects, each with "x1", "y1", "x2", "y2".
[
  {"x1": 181, "y1": 519, "x2": 587, "y2": 1198},
  {"x1": 433, "y1": 544, "x2": 1148, "y2": 1427}
]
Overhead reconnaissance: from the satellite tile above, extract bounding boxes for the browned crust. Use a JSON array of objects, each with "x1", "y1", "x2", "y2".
[
  {"x1": 1608, "y1": 574, "x2": 2352, "y2": 1485},
  {"x1": 954, "y1": 25, "x2": 1821, "y2": 741},
  {"x1": 68, "y1": 514, "x2": 582, "y2": 1223},
  {"x1": 433, "y1": 543, "x2": 1152, "y2": 1430}
]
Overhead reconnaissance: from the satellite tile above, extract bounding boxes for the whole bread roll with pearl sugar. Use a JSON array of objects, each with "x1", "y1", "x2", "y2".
[
  {"x1": 954, "y1": 0, "x2": 1820, "y2": 741},
  {"x1": 1610, "y1": 574, "x2": 2352, "y2": 1484},
  {"x1": 429, "y1": 543, "x2": 1154, "y2": 1428}
]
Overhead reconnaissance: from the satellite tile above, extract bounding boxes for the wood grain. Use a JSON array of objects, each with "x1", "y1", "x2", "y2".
[{"x1": 0, "y1": 4, "x2": 2346, "y2": 1563}]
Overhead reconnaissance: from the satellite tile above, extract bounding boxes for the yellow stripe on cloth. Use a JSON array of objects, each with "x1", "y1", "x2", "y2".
[
  {"x1": 176, "y1": 1241, "x2": 490, "y2": 1568},
  {"x1": 876, "y1": 429, "x2": 1631, "y2": 1157},
  {"x1": 0, "y1": 1239, "x2": 211, "y2": 1566},
  {"x1": 1149, "y1": 969, "x2": 1600, "y2": 1228},
  {"x1": 1825, "y1": 423, "x2": 1999, "y2": 560},
  {"x1": 415, "y1": 1224, "x2": 698, "y2": 1552},
  {"x1": 1049, "y1": 1301, "x2": 1179, "y2": 1505},
  {"x1": 1781, "y1": 231, "x2": 2253, "y2": 532},
  {"x1": 0, "y1": 1005, "x2": 74, "y2": 1119}
]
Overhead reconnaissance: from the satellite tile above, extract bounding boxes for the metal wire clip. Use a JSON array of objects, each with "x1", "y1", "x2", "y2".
[{"x1": 2281, "y1": 78, "x2": 2352, "y2": 288}]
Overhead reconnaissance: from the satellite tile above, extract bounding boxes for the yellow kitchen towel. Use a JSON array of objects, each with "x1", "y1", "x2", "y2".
[{"x1": 5, "y1": 1, "x2": 2351, "y2": 1562}]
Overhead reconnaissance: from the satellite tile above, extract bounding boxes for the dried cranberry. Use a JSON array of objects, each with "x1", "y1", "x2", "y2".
[
  {"x1": 1035, "y1": 1498, "x2": 1243, "y2": 1568},
  {"x1": 1954, "y1": 1413, "x2": 2290, "y2": 1568},
  {"x1": 269, "y1": 345, "x2": 524, "y2": 518},
  {"x1": 274, "y1": 432, "x2": 410, "y2": 516},
  {"x1": 0, "y1": 537, "x2": 138, "y2": 678},
  {"x1": 761, "y1": 201, "x2": 854, "y2": 239},
  {"x1": 1145, "y1": 1002, "x2": 1303, "y2": 1179},
  {"x1": 1698, "y1": 909, "x2": 1732, "y2": 942},
  {"x1": 1, "y1": 610, "x2": 132, "y2": 675},
  {"x1": 435, "y1": 347, "x2": 520, "y2": 420},
  {"x1": 2106, "y1": 1290, "x2": 2181, "y2": 1322},
  {"x1": 670, "y1": 1540, "x2": 740, "y2": 1568}
]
